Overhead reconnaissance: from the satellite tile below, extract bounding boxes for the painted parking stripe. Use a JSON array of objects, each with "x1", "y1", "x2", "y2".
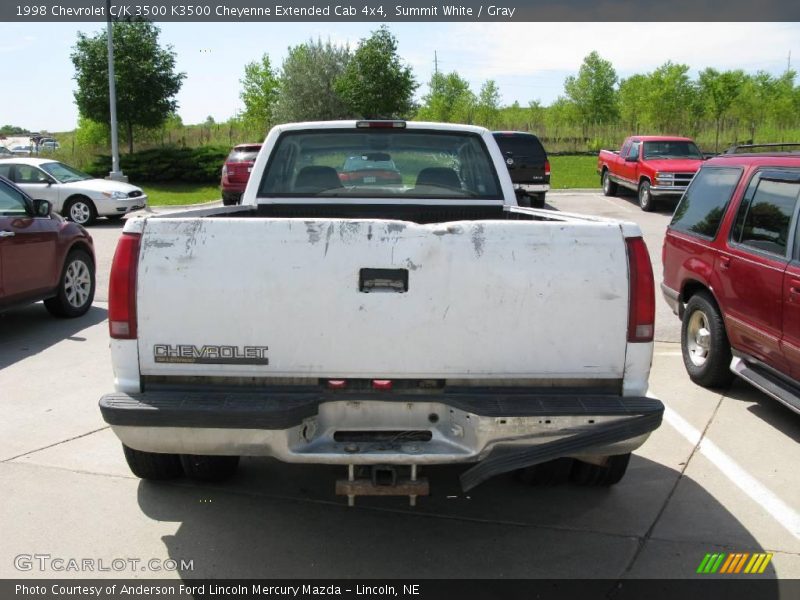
[{"x1": 661, "y1": 405, "x2": 800, "y2": 540}]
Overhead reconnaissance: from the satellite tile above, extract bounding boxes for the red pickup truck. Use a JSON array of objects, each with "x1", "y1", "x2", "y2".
[
  {"x1": 598, "y1": 136, "x2": 705, "y2": 211},
  {"x1": 662, "y1": 148, "x2": 800, "y2": 415}
]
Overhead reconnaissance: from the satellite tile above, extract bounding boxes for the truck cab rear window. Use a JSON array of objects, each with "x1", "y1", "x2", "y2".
[
  {"x1": 670, "y1": 167, "x2": 742, "y2": 239},
  {"x1": 257, "y1": 130, "x2": 501, "y2": 200}
]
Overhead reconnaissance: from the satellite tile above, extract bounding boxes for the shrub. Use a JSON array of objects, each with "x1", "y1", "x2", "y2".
[{"x1": 86, "y1": 145, "x2": 228, "y2": 183}]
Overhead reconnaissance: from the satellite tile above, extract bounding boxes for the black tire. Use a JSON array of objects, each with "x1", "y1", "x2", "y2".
[
  {"x1": 44, "y1": 249, "x2": 95, "y2": 318},
  {"x1": 180, "y1": 454, "x2": 240, "y2": 482},
  {"x1": 638, "y1": 180, "x2": 655, "y2": 212},
  {"x1": 531, "y1": 193, "x2": 546, "y2": 209},
  {"x1": 63, "y1": 196, "x2": 97, "y2": 226},
  {"x1": 570, "y1": 453, "x2": 631, "y2": 486},
  {"x1": 222, "y1": 193, "x2": 240, "y2": 206},
  {"x1": 602, "y1": 170, "x2": 617, "y2": 196},
  {"x1": 106, "y1": 215, "x2": 124, "y2": 221},
  {"x1": 123, "y1": 445, "x2": 183, "y2": 480},
  {"x1": 515, "y1": 458, "x2": 573, "y2": 485},
  {"x1": 681, "y1": 292, "x2": 734, "y2": 388}
]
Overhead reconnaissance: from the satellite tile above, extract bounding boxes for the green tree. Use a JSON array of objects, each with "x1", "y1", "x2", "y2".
[
  {"x1": 644, "y1": 62, "x2": 697, "y2": 133},
  {"x1": 733, "y1": 72, "x2": 777, "y2": 140},
  {"x1": 239, "y1": 54, "x2": 280, "y2": 133},
  {"x1": 74, "y1": 116, "x2": 109, "y2": 147},
  {"x1": 0, "y1": 125, "x2": 27, "y2": 135},
  {"x1": 618, "y1": 74, "x2": 649, "y2": 133},
  {"x1": 335, "y1": 26, "x2": 417, "y2": 119},
  {"x1": 71, "y1": 21, "x2": 185, "y2": 153},
  {"x1": 475, "y1": 80, "x2": 501, "y2": 128},
  {"x1": 698, "y1": 68, "x2": 745, "y2": 150},
  {"x1": 417, "y1": 71, "x2": 475, "y2": 123},
  {"x1": 274, "y1": 39, "x2": 351, "y2": 123},
  {"x1": 563, "y1": 51, "x2": 619, "y2": 133}
]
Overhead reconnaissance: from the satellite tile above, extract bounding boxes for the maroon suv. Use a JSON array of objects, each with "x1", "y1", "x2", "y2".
[
  {"x1": 0, "y1": 175, "x2": 95, "y2": 317},
  {"x1": 661, "y1": 147, "x2": 800, "y2": 414},
  {"x1": 220, "y1": 143, "x2": 262, "y2": 205}
]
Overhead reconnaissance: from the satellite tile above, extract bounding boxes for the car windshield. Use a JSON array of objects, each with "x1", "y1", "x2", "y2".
[
  {"x1": 258, "y1": 129, "x2": 501, "y2": 199},
  {"x1": 643, "y1": 141, "x2": 703, "y2": 160},
  {"x1": 40, "y1": 161, "x2": 93, "y2": 183}
]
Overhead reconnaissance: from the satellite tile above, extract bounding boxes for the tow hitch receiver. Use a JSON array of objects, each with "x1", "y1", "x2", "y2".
[{"x1": 336, "y1": 465, "x2": 429, "y2": 507}]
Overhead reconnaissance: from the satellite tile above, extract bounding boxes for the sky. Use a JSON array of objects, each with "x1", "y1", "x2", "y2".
[{"x1": 1, "y1": 21, "x2": 799, "y2": 132}]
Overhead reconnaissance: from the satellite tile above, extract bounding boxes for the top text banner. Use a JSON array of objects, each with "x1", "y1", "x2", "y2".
[{"x1": 4, "y1": 0, "x2": 800, "y2": 21}]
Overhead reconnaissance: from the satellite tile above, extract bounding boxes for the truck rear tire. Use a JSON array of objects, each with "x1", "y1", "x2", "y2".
[
  {"x1": 681, "y1": 292, "x2": 734, "y2": 388},
  {"x1": 570, "y1": 453, "x2": 631, "y2": 486},
  {"x1": 602, "y1": 171, "x2": 617, "y2": 196},
  {"x1": 515, "y1": 458, "x2": 573, "y2": 485},
  {"x1": 531, "y1": 193, "x2": 546, "y2": 209},
  {"x1": 180, "y1": 454, "x2": 240, "y2": 482},
  {"x1": 123, "y1": 445, "x2": 183, "y2": 480}
]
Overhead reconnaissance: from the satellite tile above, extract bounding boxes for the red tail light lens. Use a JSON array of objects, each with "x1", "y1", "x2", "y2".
[
  {"x1": 109, "y1": 232, "x2": 141, "y2": 339},
  {"x1": 626, "y1": 237, "x2": 655, "y2": 343},
  {"x1": 544, "y1": 159, "x2": 551, "y2": 176}
]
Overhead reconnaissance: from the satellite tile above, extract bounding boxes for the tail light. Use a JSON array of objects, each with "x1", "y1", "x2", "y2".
[
  {"x1": 544, "y1": 159, "x2": 551, "y2": 177},
  {"x1": 109, "y1": 232, "x2": 141, "y2": 339},
  {"x1": 626, "y1": 237, "x2": 655, "y2": 343}
]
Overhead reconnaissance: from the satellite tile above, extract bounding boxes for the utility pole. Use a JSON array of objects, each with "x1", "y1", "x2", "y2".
[
  {"x1": 788, "y1": 50, "x2": 792, "y2": 73},
  {"x1": 106, "y1": 0, "x2": 125, "y2": 181},
  {"x1": 434, "y1": 51, "x2": 438, "y2": 75}
]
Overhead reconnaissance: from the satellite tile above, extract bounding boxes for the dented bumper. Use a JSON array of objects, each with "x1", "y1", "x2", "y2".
[{"x1": 100, "y1": 389, "x2": 663, "y2": 488}]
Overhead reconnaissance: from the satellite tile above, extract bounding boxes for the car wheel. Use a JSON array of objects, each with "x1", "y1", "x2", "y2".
[
  {"x1": 570, "y1": 454, "x2": 631, "y2": 486},
  {"x1": 180, "y1": 454, "x2": 240, "y2": 482},
  {"x1": 222, "y1": 193, "x2": 240, "y2": 206},
  {"x1": 44, "y1": 249, "x2": 96, "y2": 318},
  {"x1": 64, "y1": 196, "x2": 97, "y2": 226},
  {"x1": 123, "y1": 445, "x2": 183, "y2": 480},
  {"x1": 638, "y1": 180, "x2": 655, "y2": 212},
  {"x1": 531, "y1": 193, "x2": 546, "y2": 209},
  {"x1": 602, "y1": 171, "x2": 617, "y2": 196},
  {"x1": 515, "y1": 458, "x2": 573, "y2": 485},
  {"x1": 681, "y1": 292, "x2": 734, "y2": 388}
]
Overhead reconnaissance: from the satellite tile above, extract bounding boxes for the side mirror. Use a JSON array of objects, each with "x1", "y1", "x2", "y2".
[
  {"x1": 33, "y1": 199, "x2": 52, "y2": 217},
  {"x1": 625, "y1": 155, "x2": 638, "y2": 163}
]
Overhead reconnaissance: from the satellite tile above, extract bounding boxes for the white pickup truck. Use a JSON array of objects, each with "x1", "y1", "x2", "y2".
[{"x1": 100, "y1": 120, "x2": 662, "y2": 503}]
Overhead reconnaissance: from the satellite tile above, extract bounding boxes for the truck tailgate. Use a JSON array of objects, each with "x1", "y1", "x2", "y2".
[{"x1": 136, "y1": 217, "x2": 629, "y2": 380}]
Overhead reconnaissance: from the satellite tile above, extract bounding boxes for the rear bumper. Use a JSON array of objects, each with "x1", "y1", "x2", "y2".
[
  {"x1": 100, "y1": 390, "x2": 663, "y2": 488},
  {"x1": 514, "y1": 183, "x2": 550, "y2": 194}
]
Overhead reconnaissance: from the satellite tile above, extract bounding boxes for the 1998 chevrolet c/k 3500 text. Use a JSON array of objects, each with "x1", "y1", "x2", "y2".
[{"x1": 99, "y1": 121, "x2": 663, "y2": 504}]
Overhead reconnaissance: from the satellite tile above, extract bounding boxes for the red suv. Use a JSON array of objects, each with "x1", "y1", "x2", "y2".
[
  {"x1": 661, "y1": 148, "x2": 800, "y2": 415},
  {"x1": 220, "y1": 143, "x2": 262, "y2": 205}
]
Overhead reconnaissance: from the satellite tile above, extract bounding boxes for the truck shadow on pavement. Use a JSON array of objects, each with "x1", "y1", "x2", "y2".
[
  {"x1": 135, "y1": 455, "x2": 778, "y2": 582},
  {"x1": 0, "y1": 304, "x2": 107, "y2": 370}
]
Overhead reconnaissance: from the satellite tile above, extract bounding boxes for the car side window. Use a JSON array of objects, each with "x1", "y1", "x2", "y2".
[
  {"x1": 627, "y1": 142, "x2": 640, "y2": 160},
  {"x1": 733, "y1": 174, "x2": 800, "y2": 257},
  {"x1": 0, "y1": 182, "x2": 30, "y2": 216},
  {"x1": 670, "y1": 167, "x2": 742, "y2": 239},
  {"x1": 0, "y1": 164, "x2": 11, "y2": 179},
  {"x1": 14, "y1": 165, "x2": 49, "y2": 184}
]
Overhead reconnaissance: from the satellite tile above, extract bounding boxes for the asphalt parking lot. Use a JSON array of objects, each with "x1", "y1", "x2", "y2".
[{"x1": 1, "y1": 191, "x2": 798, "y2": 581}]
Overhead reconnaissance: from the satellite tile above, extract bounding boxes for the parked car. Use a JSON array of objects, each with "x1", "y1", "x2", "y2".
[
  {"x1": 11, "y1": 145, "x2": 32, "y2": 156},
  {"x1": 338, "y1": 152, "x2": 403, "y2": 186},
  {"x1": 493, "y1": 131, "x2": 550, "y2": 208},
  {"x1": 0, "y1": 158, "x2": 147, "y2": 226},
  {"x1": 598, "y1": 136, "x2": 705, "y2": 211},
  {"x1": 0, "y1": 175, "x2": 95, "y2": 317},
  {"x1": 662, "y1": 148, "x2": 800, "y2": 415},
  {"x1": 221, "y1": 143, "x2": 262, "y2": 205},
  {"x1": 99, "y1": 120, "x2": 662, "y2": 500},
  {"x1": 38, "y1": 140, "x2": 60, "y2": 152},
  {"x1": 0, "y1": 146, "x2": 12, "y2": 157}
]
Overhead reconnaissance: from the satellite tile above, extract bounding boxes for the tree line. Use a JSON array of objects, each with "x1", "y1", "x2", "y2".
[{"x1": 65, "y1": 22, "x2": 800, "y2": 154}]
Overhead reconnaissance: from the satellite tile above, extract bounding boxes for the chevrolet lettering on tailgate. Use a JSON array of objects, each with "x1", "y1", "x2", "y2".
[{"x1": 153, "y1": 344, "x2": 269, "y2": 365}]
